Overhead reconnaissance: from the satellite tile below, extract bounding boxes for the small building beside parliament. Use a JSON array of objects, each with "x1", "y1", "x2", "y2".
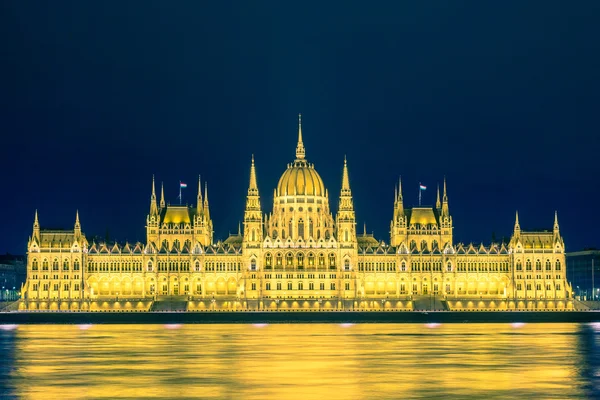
[{"x1": 20, "y1": 118, "x2": 574, "y2": 311}]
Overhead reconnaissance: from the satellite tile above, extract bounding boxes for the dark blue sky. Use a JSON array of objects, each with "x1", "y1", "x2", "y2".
[{"x1": 1, "y1": 1, "x2": 599, "y2": 254}]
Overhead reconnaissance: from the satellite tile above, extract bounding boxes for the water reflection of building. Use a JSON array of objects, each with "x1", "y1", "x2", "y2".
[
  {"x1": 19, "y1": 117, "x2": 574, "y2": 311},
  {"x1": 567, "y1": 249, "x2": 600, "y2": 300}
]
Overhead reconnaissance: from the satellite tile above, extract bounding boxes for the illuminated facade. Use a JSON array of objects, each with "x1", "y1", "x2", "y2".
[{"x1": 21, "y1": 117, "x2": 573, "y2": 311}]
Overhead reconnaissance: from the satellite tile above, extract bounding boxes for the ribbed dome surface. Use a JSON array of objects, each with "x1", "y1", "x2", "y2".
[{"x1": 277, "y1": 161, "x2": 325, "y2": 196}]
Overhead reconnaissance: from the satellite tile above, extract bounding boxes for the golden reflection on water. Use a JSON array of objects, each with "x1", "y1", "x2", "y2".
[{"x1": 1, "y1": 323, "x2": 599, "y2": 399}]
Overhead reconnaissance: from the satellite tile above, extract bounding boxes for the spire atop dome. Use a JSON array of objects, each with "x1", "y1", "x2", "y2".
[
  {"x1": 296, "y1": 113, "x2": 305, "y2": 160},
  {"x1": 160, "y1": 182, "x2": 165, "y2": 208}
]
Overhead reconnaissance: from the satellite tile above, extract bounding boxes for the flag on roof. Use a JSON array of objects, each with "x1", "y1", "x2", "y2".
[
  {"x1": 180, "y1": 182, "x2": 188, "y2": 188},
  {"x1": 419, "y1": 184, "x2": 427, "y2": 190}
]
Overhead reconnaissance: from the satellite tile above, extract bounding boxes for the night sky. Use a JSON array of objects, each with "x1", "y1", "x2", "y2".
[{"x1": 1, "y1": 2, "x2": 599, "y2": 254}]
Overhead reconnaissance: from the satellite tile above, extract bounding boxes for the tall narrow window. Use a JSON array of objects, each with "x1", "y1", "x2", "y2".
[
  {"x1": 298, "y1": 219, "x2": 304, "y2": 239},
  {"x1": 288, "y1": 219, "x2": 293, "y2": 239},
  {"x1": 309, "y1": 219, "x2": 314, "y2": 238}
]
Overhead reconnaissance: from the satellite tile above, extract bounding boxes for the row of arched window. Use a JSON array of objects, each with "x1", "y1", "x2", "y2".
[
  {"x1": 264, "y1": 252, "x2": 336, "y2": 269},
  {"x1": 516, "y1": 259, "x2": 562, "y2": 272},
  {"x1": 31, "y1": 258, "x2": 80, "y2": 272}
]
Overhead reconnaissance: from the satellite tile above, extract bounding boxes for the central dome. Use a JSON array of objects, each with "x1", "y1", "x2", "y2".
[
  {"x1": 276, "y1": 114, "x2": 326, "y2": 197},
  {"x1": 277, "y1": 160, "x2": 325, "y2": 197}
]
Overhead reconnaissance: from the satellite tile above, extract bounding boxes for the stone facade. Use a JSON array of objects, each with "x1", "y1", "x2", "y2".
[{"x1": 21, "y1": 116, "x2": 573, "y2": 311}]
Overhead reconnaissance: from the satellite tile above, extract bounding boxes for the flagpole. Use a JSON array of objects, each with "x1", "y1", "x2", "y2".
[
  {"x1": 419, "y1": 183, "x2": 421, "y2": 207},
  {"x1": 179, "y1": 182, "x2": 182, "y2": 205}
]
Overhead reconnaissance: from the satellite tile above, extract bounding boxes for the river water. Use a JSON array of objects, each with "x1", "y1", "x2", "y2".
[{"x1": 1, "y1": 323, "x2": 599, "y2": 399}]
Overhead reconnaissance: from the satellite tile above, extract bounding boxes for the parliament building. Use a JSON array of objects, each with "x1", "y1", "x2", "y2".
[{"x1": 21, "y1": 117, "x2": 573, "y2": 311}]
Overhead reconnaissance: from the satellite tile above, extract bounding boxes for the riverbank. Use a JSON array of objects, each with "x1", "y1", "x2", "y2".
[{"x1": 1, "y1": 310, "x2": 600, "y2": 324}]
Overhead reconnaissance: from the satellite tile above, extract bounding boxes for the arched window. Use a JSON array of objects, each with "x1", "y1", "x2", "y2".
[
  {"x1": 74, "y1": 260, "x2": 80, "y2": 270},
  {"x1": 53, "y1": 259, "x2": 59, "y2": 271},
  {"x1": 318, "y1": 253, "x2": 325, "y2": 266},
  {"x1": 32, "y1": 259, "x2": 38, "y2": 270},
  {"x1": 535, "y1": 259, "x2": 541, "y2": 271},
  {"x1": 272, "y1": 230, "x2": 278, "y2": 239},
  {"x1": 421, "y1": 240, "x2": 427, "y2": 251},
  {"x1": 174, "y1": 239, "x2": 180, "y2": 250},
  {"x1": 43, "y1": 259, "x2": 49, "y2": 270},
  {"x1": 265, "y1": 253, "x2": 272, "y2": 267},
  {"x1": 410, "y1": 240, "x2": 417, "y2": 251},
  {"x1": 308, "y1": 253, "x2": 315, "y2": 266},
  {"x1": 401, "y1": 261, "x2": 406, "y2": 272},
  {"x1": 447, "y1": 261, "x2": 452, "y2": 272},
  {"x1": 286, "y1": 253, "x2": 293, "y2": 266},
  {"x1": 276, "y1": 253, "x2": 282, "y2": 266},
  {"x1": 556, "y1": 260, "x2": 561, "y2": 270},
  {"x1": 329, "y1": 253, "x2": 336, "y2": 267},
  {"x1": 250, "y1": 259, "x2": 257, "y2": 270},
  {"x1": 317, "y1": 229, "x2": 321, "y2": 240},
  {"x1": 288, "y1": 219, "x2": 293, "y2": 239},
  {"x1": 298, "y1": 219, "x2": 304, "y2": 239},
  {"x1": 195, "y1": 261, "x2": 200, "y2": 271},
  {"x1": 432, "y1": 240, "x2": 439, "y2": 250},
  {"x1": 309, "y1": 219, "x2": 314, "y2": 238},
  {"x1": 282, "y1": 229, "x2": 286, "y2": 239},
  {"x1": 63, "y1": 260, "x2": 69, "y2": 271},
  {"x1": 162, "y1": 239, "x2": 168, "y2": 249},
  {"x1": 344, "y1": 230, "x2": 349, "y2": 242},
  {"x1": 297, "y1": 253, "x2": 304, "y2": 266},
  {"x1": 147, "y1": 261, "x2": 153, "y2": 272},
  {"x1": 526, "y1": 259, "x2": 532, "y2": 271},
  {"x1": 516, "y1": 260, "x2": 522, "y2": 271},
  {"x1": 344, "y1": 259, "x2": 350, "y2": 270},
  {"x1": 251, "y1": 229, "x2": 256, "y2": 242},
  {"x1": 545, "y1": 259, "x2": 551, "y2": 271}
]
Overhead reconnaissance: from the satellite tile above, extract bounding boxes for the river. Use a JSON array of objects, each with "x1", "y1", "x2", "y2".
[{"x1": 1, "y1": 323, "x2": 599, "y2": 399}]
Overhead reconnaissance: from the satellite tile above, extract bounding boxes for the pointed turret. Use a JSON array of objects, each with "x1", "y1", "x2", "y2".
[
  {"x1": 150, "y1": 176, "x2": 159, "y2": 216},
  {"x1": 514, "y1": 211, "x2": 521, "y2": 235},
  {"x1": 248, "y1": 154, "x2": 258, "y2": 194},
  {"x1": 74, "y1": 210, "x2": 81, "y2": 237},
  {"x1": 33, "y1": 209, "x2": 40, "y2": 241},
  {"x1": 243, "y1": 155, "x2": 262, "y2": 246},
  {"x1": 341, "y1": 155, "x2": 351, "y2": 193},
  {"x1": 436, "y1": 184, "x2": 441, "y2": 210},
  {"x1": 553, "y1": 210, "x2": 560, "y2": 238},
  {"x1": 396, "y1": 176, "x2": 404, "y2": 216},
  {"x1": 337, "y1": 157, "x2": 355, "y2": 246},
  {"x1": 295, "y1": 113, "x2": 305, "y2": 160},
  {"x1": 160, "y1": 182, "x2": 165, "y2": 208},
  {"x1": 203, "y1": 181, "x2": 210, "y2": 219},
  {"x1": 196, "y1": 175, "x2": 203, "y2": 210},
  {"x1": 441, "y1": 177, "x2": 449, "y2": 217}
]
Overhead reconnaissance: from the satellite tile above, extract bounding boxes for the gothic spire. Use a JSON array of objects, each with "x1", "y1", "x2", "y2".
[
  {"x1": 514, "y1": 211, "x2": 521, "y2": 232},
  {"x1": 554, "y1": 210, "x2": 560, "y2": 232},
  {"x1": 295, "y1": 113, "x2": 305, "y2": 160},
  {"x1": 197, "y1": 175, "x2": 203, "y2": 210},
  {"x1": 248, "y1": 154, "x2": 258, "y2": 193},
  {"x1": 341, "y1": 155, "x2": 351, "y2": 193},
  {"x1": 74, "y1": 210, "x2": 81, "y2": 237},
  {"x1": 160, "y1": 182, "x2": 165, "y2": 208},
  {"x1": 436, "y1": 183, "x2": 441, "y2": 209},
  {"x1": 150, "y1": 176, "x2": 158, "y2": 215},
  {"x1": 33, "y1": 209, "x2": 40, "y2": 240},
  {"x1": 443, "y1": 176, "x2": 448, "y2": 202}
]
